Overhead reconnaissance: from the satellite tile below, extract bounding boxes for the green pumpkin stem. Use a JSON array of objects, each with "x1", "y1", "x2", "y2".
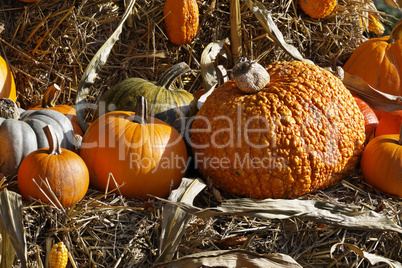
[
  {"x1": 41, "y1": 84, "x2": 61, "y2": 108},
  {"x1": 389, "y1": 18, "x2": 402, "y2": 44},
  {"x1": 0, "y1": 98, "x2": 20, "y2": 119},
  {"x1": 132, "y1": 96, "x2": 149, "y2": 124},
  {"x1": 156, "y1": 62, "x2": 191, "y2": 89},
  {"x1": 43, "y1": 125, "x2": 62, "y2": 155}
]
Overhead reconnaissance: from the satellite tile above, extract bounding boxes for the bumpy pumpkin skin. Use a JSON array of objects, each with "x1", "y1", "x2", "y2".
[
  {"x1": 343, "y1": 25, "x2": 402, "y2": 96},
  {"x1": 298, "y1": 0, "x2": 337, "y2": 19},
  {"x1": 0, "y1": 56, "x2": 16, "y2": 101},
  {"x1": 164, "y1": 0, "x2": 199, "y2": 45},
  {"x1": 80, "y1": 111, "x2": 188, "y2": 199},
  {"x1": 190, "y1": 61, "x2": 365, "y2": 199}
]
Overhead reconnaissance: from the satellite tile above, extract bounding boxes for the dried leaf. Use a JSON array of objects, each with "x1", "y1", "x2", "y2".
[
  {"x1": 338, "y1": 67, "x2": 402, "y2": 112},
  {"x1": 330, "y1": 243, "x2": 402, "y2": 267},
  {"x1": 0, "y1": 189, "x2": 27, "y2": 267},
  {"x1": 75, "y1": 0, "x2": 137, "y2": 132},
  {"x1": 152, "y1": 249, "x2": 302, "y2": 268},
  {"x1": 198, "y1": 65, "x2": 228, "y2": 109},
  {"x1": 244, "y1": 0, "x2": 313, "y2": 64},
  {"x1": 155, "y1": 178, "x2": 206, "y2": 264},
  {"x1": 200, "y1": 39, "x2": 229, "y2": 94},
  {"x1": 158, "y1": 198, "x2": 402, "y2": 234},
  {"x1": 0, "y1": 223, "x2": 15, "y2": 268},
  {"x1": 383, "y1": 0, "x2": 402, "y2": 9}
]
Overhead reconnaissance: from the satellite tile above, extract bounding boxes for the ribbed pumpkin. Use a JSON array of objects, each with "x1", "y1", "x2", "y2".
[
  {"x1": 0, "y1": 56, "x2": 16, "y2": 101},
  {"x1": 0, "y1": 98, "x2": 74, "y2": 178},
  {"x1": 17, "y1": 125, "x2": 89, "y2": 208},
  {"x1": 298, "y1": 0, "x2": 337, "y2": 19},
  {"x1": 163, "y1": 0, "x2": 199, "y2": 45},
  {"x1": 190, "y1": 61, "x2": 365, "y2": 199},
  {"x1": 343, "y1": 19, "x2": 402, "y2": 97},
  {"x1": 80, "y1": 96, "x2": 188, "y2": 199},
  {"x1": 360, "y1": 125, "x2": 402, "y2": 197},
  {"x1": 95, "y1": 62, "x2": 198, "y2": 125},
  {"x1": 29, "y1": 84, "x2": 83, "y2": 136}
]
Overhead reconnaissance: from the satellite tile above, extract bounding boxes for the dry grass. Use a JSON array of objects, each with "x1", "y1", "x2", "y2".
[{"x1": 0, "y1": 0, "x2": 401, "y2": 267}]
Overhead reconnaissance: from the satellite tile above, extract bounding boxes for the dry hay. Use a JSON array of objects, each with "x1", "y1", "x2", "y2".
[{"x1": 0, "y1": 0, "x2": 401, "y2": 267}]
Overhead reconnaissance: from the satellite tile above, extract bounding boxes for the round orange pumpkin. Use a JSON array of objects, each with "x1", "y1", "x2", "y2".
[
  {"x1": 163, "y1": 0, "x2": 199, "y2": 45},
  {"x1": 29, "y1": 84, "x2": 83, "y2": 136},
  {"x1": 343, "y1": 19, "x2": 402, "y2": 97},
  {"x1": 360, "y1": 125, "x2": 402, "y2": 197},
  {"x1": 80, "y1": 96, "x2": 188, "y2": 199},
  {"x1": 0, "y1": 56, "x2": 16, "y2": 102},
  {"x1": 17, "y1": 125, "x2": 89, "y2": 208},
  {"x1": 190, "y1": 61, "x2": 365, "y2": 199},
  {"x1": 375, "y1": 110, "x2": 402, "y2": 137}
]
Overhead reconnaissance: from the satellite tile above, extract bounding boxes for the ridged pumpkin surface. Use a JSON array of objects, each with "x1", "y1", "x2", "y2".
[
  {"x1": 343, "y1": 22, "x2": 402, "y2": 96},
  {"x1": 298, "y1": 0, "x2": 337, "y2": 19},
  {"x1": 163, "y1": 0, "x2": 199, "y2": 45},
  {"x1": 80, "y1": 110, "x2": 188, "y2": 199},
  {"x1": 190, "y1": 61, "x2": 365, "y2": 199}
]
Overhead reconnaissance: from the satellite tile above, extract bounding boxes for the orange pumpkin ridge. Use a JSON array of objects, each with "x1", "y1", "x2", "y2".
[
  {"x1": 343, "y1": 19, "x2": 402, "y2": 97},
  {"x1": 17, "y1": 125, "x2": 89, "y2": 208},
  {"x1": 80, "y1": 96, "x2": 188, "y2": 199},
  {"x1": 360, "y1": 124, "x2": 402, "y2": 197}
]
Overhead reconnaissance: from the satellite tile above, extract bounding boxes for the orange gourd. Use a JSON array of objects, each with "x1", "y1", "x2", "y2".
[
  {"x1": 0, "y1": 56, "x2": 16, "y2": 101},
  {"x1": 17, "y1": 125, "x2": 89, "y2": 208},
  {"x1": 163, "y1": 0, "x2": 199, "y2": 45},
  {"x1": 343, "y1": 19, "x2": 402, "y2": 97},
  {"x1": 375, "y1": 110, "x2": 402, "y2": 137},
  {"x1": 298, "y1": 0, "x2": 337, "y2": 19},
  {"x1": 191, "y1": 61, "x2": 365, "y2": 199},
  {"x1": 80, "y1": 96, "x2": 188, "y2": 199},
  {"x1": 360, "y1": 125, "x2": 402, "y2": 197},
  {"x1": 29, "y1": 84, "x2": 83, "y2": 136}
]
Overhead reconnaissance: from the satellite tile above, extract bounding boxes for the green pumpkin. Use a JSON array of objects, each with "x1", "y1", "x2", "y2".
[{"x1": 95, "y1": 62, "x2": 198, "y2": 124}]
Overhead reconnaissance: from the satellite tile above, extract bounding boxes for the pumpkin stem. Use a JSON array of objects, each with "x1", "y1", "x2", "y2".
[
  {"x1": 0, "y1": 98, "x2": 20, "y2": 119},
  {"x1": 41, "y1": 84, "x2": 61, "y2": 108},
  {"x1": 132, "y1": 96, "x2": 149, "y2": 124},
  {"x1": 156, "y1": 62, "x2": 191, "y2": 90},
  {"x1": 43, "y1": 125, "x2": 62, "y2": 155},
  {"x1": 388, "y1": 18, "x2": 402, "y2": 44}
]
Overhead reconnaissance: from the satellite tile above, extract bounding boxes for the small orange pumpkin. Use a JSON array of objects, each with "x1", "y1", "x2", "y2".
[
  {"x1": 80, "y1": 96, "x2": 188, "y2": 199},
  {"x1": 163, "y1": 0, "x2": 199, "y2": 45},
  {"x1": 17, "y1": 125, "x2": 89, "y2": 208},
  {"x1": 375, "y1": 110, "x2": 402, "y2": 137},
  {"x1": 0, "y1": 56, "x2": 16, "y2": 102},
  {"x1": 29, "y1": 84, "x2": 83, "y2": 136},
  {"x1": 360, "y1": 125, "x2": 402, "y2": 197}
]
